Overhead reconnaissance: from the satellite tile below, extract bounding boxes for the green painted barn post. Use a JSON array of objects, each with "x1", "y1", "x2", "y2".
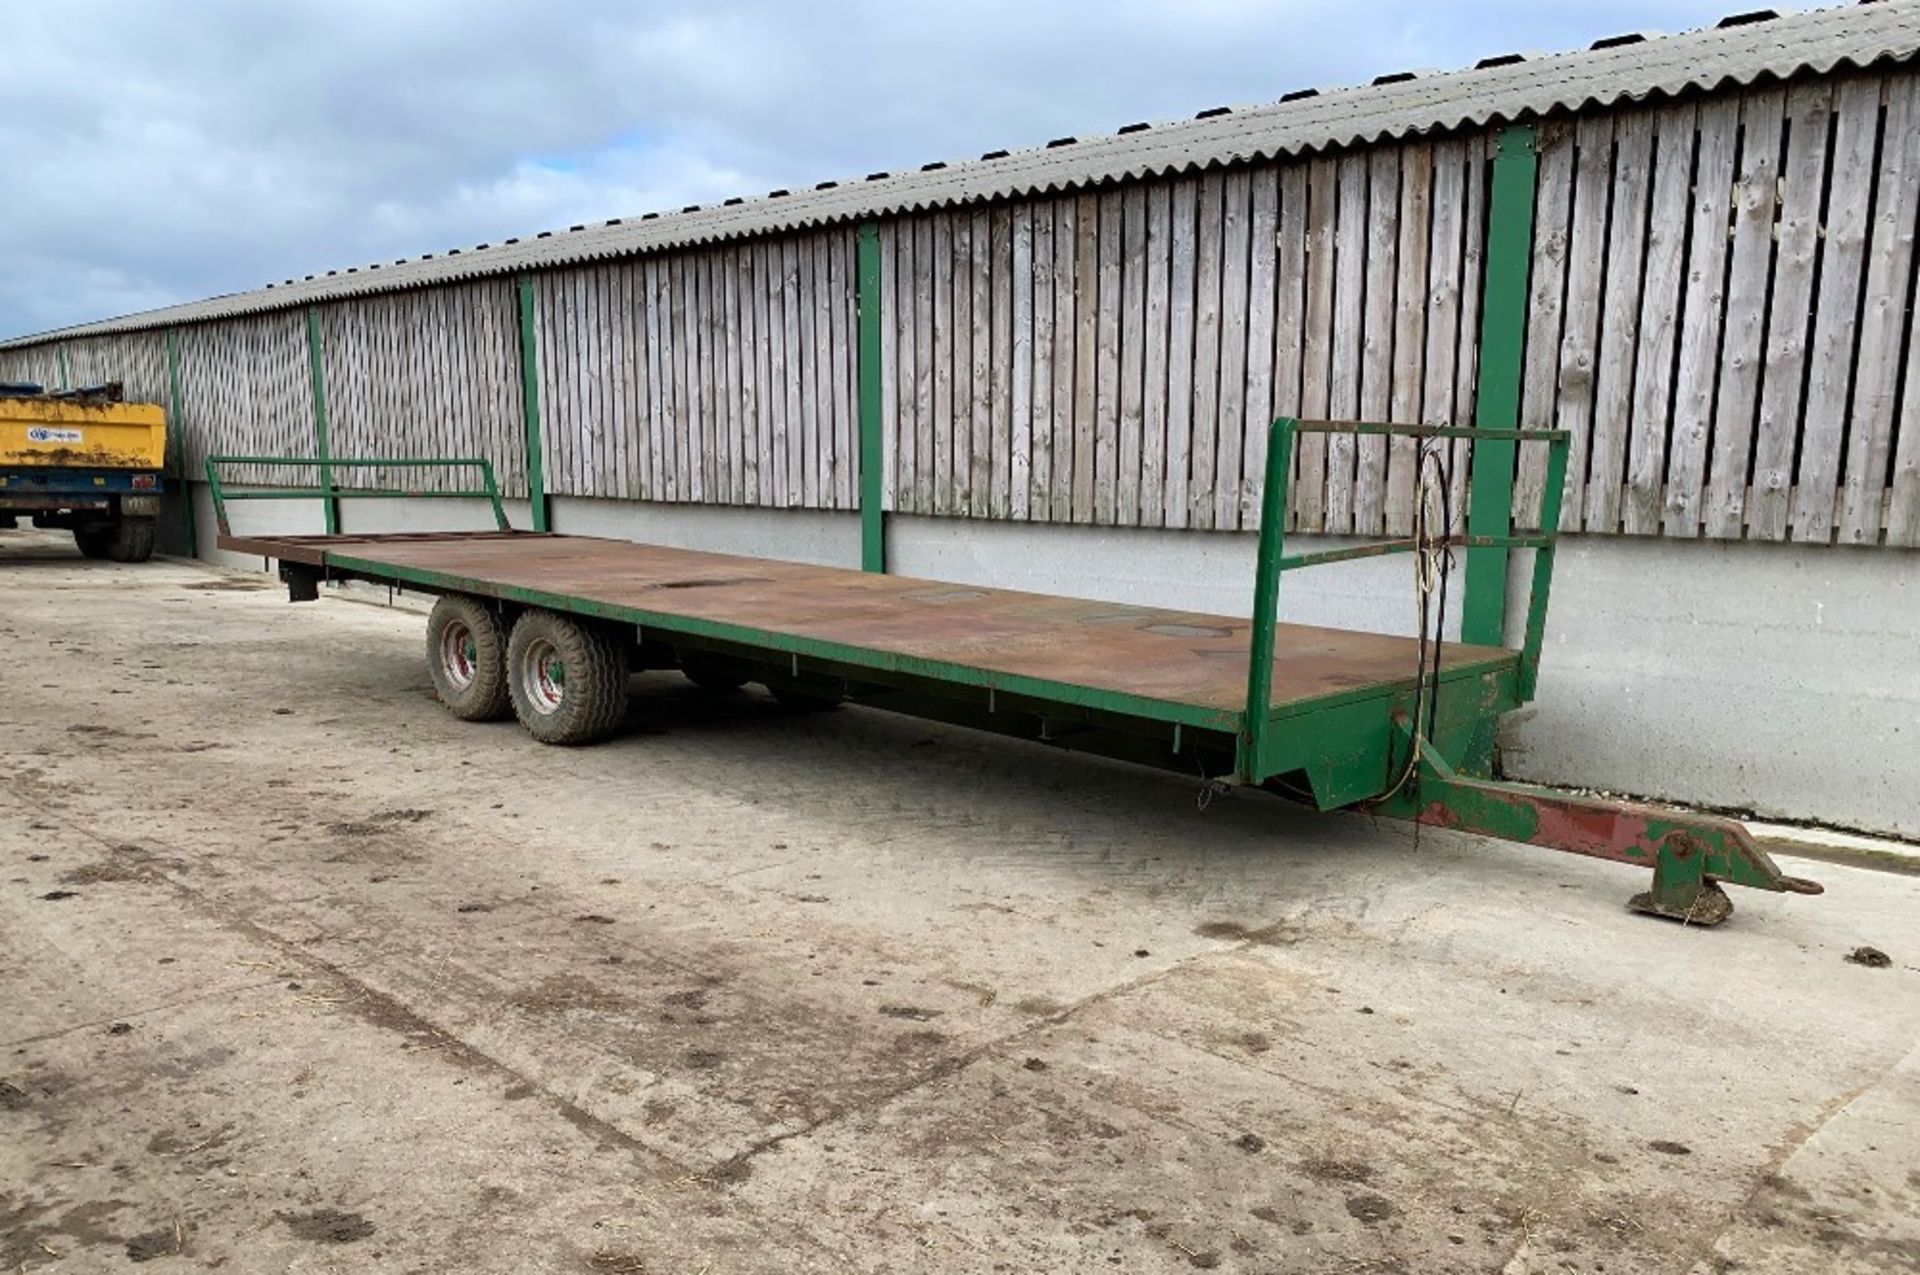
[
  {"x1": 856, "y1": 222, "x2": 886, "y2": 572},
  {"x1": 56, "y1": 343, "x2": 71, "y2": 391},
  {"x1": 166, "y1": 328, "x2": 197, "y2": 557},
  {"x1": 516, "y1": 275, "x2": 550, "y2": 532},
  {"x1": 1460, "y1": 124, "x2": 1539, "y2": 647},
  {"x1": 304, "y1": 306, "x2": 340, "y2": 535}
]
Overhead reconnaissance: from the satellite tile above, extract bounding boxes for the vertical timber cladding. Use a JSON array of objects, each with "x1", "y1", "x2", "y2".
[
  {"x1": 60, "y1": 331, "x2": 171, "y2": 404},
  {"x1": 174, "y1": 311, "x2": 315, "y2": 486},
  {"x1": 530, "y1": 228, "x2": 859, "y2": 510},
  {"x1": 305, "y1": 308, "x2": 339, "y2": 535},
  {"x1": 0, "y1": 344, "x2": 65, "y2": 391},
  {"x1": 873, "y1": 134, "x2": 1492, "y2": 535},
  {"x1": 1514, "y1": 68, "x2": 1920, "y2": 548},
  {"x1": 316, "y1": 277, "x2": 528, "y2": 499}
]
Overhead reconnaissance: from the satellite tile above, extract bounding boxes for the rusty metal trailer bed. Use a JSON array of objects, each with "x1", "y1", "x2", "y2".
[{"x1": 207, "y1": 419, "x2": 1820, "y2": 925}]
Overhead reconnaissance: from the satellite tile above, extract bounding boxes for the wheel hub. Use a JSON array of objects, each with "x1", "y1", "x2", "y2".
[
  {"x1": 440, "y1": 621, "x2": 477, "y2": 689},
  {"x1": 521, "y1": 637, "x2": 566, "y2": 714}
]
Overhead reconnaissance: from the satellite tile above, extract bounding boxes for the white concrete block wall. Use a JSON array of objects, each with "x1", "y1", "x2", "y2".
[
  {"x1": 1497, "y1": 538, "x2": 1919, "y2": 840},
  {"x1": 552, "y1": 497, "x2": 859, "y2": 568},
  {"x1": 187, "y1": 482, "x2": 325, "y2": 571}
]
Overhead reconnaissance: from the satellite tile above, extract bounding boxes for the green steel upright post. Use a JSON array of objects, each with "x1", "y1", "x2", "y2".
[
  {"x1": 166, "y1": 328, "x2": 197, "y2": 558},
  {"x1": 1461, "y1": 124, "x2": 1538, "y2": 647},
  {"x1": 1240, "y1": 417, "x2": 1298, "y2": 782},
  {"x1": 56, "y1": 343, "x2": 70, "y2": 391},
  {"x1": 857, "y1": 222, "x2": 886, "y2": 572},
  {"x1": 1517, "y1": 434, "x2": 1570, "y2": 701},
  {"x1": 304, "y1": 307, "x2": 339, "y2": 535},
  {"x1": 516, "y1": 275, "x2": 550, "y2": 532}
]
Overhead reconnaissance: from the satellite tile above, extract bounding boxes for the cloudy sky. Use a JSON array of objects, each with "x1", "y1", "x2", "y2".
[{"x1": 3, "y1": 0, "x2": 1746, "y2": 339}]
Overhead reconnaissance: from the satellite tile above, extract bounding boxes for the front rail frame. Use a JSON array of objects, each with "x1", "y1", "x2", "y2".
[
  {"x1": 1234, "y1": 419, "x2": 1817, "y2": 923},
  {"x1": 1239, "y1": 418, "x2": 1569, "y2": 785},
  {"x1": 204, "y1": 455, "x2": 510, "y2": 538}
]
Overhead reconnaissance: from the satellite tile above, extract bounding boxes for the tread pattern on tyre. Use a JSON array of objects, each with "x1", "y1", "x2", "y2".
[
  {"x1": 106, "y1": 517, "x2": 156, "y2": 563},
  {"x1": 426, "y1": 595, "x2": 512, "y2": 721},
  {"x1": 507, "y1": 609, "x2": 630, "y2": 745}
]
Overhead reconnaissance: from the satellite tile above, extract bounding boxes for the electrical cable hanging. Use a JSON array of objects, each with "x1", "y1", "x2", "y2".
[{"x1": 1386, "y1": 435, "x2": 1458, "y2": 801}]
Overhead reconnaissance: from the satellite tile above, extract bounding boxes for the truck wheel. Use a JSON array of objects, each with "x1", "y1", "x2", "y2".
[
  {"x1": 681, "y1": 652, "x2": 748, "y2": 693},
  {"x1": 104, "y1": 517, "x2": 156, "y2": 563},
  {"x1": 73, "y1": 526, "x2": 113, "y2": 559},
  {"x1": 426, "y1": 595, "x2": 511, "y2": 721},
  {"x1": 507, "y1": 609, "x2": 629, "y2": 745}
]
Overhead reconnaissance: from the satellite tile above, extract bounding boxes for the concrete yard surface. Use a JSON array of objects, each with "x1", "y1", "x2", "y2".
[{"x1": 3, "y1": 528, "x2": 1917, "y2": 1274}]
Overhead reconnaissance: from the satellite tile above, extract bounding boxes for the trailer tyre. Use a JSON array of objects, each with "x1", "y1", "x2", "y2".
[
  {"x1": 507, "y1": 609, "x2": 630, "y2": 745},
  {"x1": 427, "y1": 595, "x2": 512, "y2": 721},
  {"x1": 104, "y1": 516, "x2": 156, "y2": 563},
  {"x1": 73, "y1": 527, "x2": 113, "y2": 559}
]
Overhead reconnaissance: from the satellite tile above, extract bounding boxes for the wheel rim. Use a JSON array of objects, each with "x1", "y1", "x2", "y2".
[
  {"x1": 520, "y1": 636, "x2": 565, "y2": 714},
  {"x1": 440, "y1": 620, "x2": 478, "y2": 690}
]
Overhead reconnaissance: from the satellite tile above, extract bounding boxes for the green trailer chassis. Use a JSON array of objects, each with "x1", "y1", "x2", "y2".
[{"x1": 206, "y1": 421, "x2": 1821, "y2": 925}]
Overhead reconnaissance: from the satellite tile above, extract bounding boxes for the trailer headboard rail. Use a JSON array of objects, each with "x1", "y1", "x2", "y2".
[
  {"x1": 1240, "y1": 418, "x2": 1571, "y2": 786},
  {"x1": 203, "y1": 455, "x2": 510, "y2": 537}
]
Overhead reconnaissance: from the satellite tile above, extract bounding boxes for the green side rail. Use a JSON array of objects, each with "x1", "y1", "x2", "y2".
[
  {"x1": 204, "y1": 456, "x2": 510, "y2": 539},
  {"x1": 1240, "y1": 418, "x2": 1569, "y2": 785}
]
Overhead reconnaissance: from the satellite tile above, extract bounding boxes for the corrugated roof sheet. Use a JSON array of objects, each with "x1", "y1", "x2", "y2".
[{"x1": 10, "y1": 0, "x2": 1918, "y2": 347}]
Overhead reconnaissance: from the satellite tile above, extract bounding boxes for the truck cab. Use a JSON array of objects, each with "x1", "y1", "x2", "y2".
[{"x1": 0, "y1": 382, "x2": 167, "y2": 562}]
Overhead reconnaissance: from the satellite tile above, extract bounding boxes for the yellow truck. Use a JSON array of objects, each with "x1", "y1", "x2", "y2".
[{"x1": 0, "y1": 383, "x2": 167, "y2": 562}]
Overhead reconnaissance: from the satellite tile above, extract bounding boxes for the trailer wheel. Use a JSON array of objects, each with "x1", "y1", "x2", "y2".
[
  {"x1": 74, "y1": 517, "x2": 155, "y2": 563},
  {"x1": 507, "y1": 609, "x2": 630, "y2": 745},
  {"x1": 680, "y1": 652, "x2": 748, "y2": 693},
  {"x1": 426, "y1": 595, "x2": 511, "y2": 721},
  {"x1": 104, "y1": 517, "x2": 156, "y2": 563}
]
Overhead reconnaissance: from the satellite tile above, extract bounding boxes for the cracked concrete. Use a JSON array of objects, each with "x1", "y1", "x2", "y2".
[{"x1": 3, "y1": 528, "x2": 1918, "y2": 1273}]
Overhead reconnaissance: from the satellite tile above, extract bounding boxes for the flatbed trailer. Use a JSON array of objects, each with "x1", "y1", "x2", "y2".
[{"x1": 208, "y1": 419, "x2": 1820, "y2": 925}]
